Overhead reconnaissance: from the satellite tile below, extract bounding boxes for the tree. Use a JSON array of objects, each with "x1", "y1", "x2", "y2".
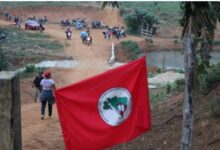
[
  {"x1": 180, "y1": 2, "x2": 220, "y2": 150},
  {"x1": 124, "y1": 9, "x2": 159, "y2": 34}
]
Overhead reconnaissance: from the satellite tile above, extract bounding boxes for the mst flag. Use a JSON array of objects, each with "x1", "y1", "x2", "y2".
[{"x1": 55, "y1": 57, "x2": 151, "y2": 150}]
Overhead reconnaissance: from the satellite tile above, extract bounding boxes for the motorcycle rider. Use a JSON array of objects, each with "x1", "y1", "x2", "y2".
[{"x1": 65, "y1": 28, "x2": 72, "y2": 40}]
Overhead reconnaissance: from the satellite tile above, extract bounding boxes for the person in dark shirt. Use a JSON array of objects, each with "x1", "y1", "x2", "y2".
[{"x1": 33, "y1": 71, "x2": 44, "y2": 102}]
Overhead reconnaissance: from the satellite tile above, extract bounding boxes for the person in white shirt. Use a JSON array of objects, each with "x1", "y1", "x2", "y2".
[{"x1": 40, "y1": 71, "x2": 56, "y2": 120}]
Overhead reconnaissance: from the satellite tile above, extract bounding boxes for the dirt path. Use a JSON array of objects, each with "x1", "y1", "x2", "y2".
[
  {"x1": 13, "y1": 21, "x2": 144, "y2": 149},
  {"x1": 0, "y1": 8, "x2": 144, "y2": 149}
]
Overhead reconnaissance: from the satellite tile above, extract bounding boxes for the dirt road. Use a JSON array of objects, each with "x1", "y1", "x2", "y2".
[{"x1": 12, "y1": 11, "x2": 144, "y2": 149}]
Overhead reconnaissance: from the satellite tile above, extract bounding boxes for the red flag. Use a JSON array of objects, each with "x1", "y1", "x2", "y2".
[{"x1": 55, "y1": 57, "x2": 151, "y2": 150}]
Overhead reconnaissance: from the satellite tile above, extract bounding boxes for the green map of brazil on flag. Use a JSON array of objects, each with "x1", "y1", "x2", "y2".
[{"x1": 55, "y1": 56, "x2": 151, "y2": 150}]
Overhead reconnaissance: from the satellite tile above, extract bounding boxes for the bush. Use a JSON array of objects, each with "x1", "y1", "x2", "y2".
[
  {"x1": 25, "y1": 64, "x2": 36, "y2": 73},
  {"x1": 166, "y1": 83, "x2": 171, "y2": 94},
  {"x1": 120, "y1": 40, "x2": 141, "y2": 54},
  {"x1": 210, "y1": 97, "x2": 220, "y2": 118},
  {"x1": 0, "y1": 47, "x2": 8, "y2": 71},
  {"x1": 201, "y1": 62, "x2": 220, "y2": 93},
  {"x1": 119, "y1": 40, "x2": 141, "y2": 60},
  {"x1": 174, "y1": 79, "x2": 184, "y2": 91},
  {"x1": 119, "y1": 8, "x2": 127, "y2": 16}
]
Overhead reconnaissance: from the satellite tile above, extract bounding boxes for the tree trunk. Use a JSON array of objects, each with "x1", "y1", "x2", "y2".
[{"x1": 181, "y1": 34, "x2": 195, "y2": 150}]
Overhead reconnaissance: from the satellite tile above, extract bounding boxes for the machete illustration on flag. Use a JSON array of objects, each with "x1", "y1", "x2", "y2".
[{"x1": 55, "y1": 56, "x2": 151, "y2": 150}]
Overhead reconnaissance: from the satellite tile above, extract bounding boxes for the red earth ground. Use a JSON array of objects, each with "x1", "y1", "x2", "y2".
[{"x1": 0, "y1": 5, "x2": 220, "y2": 150}]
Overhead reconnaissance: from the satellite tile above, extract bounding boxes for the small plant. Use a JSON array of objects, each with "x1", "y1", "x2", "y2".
[
  {"x1": 173, "y1": 35, "x2": 178, "y2": 39},
  {"x1": 174, "y1": 79, "x2": 184, "y2": 91},
  {"x1": 174, "y1": 39, "x2": 179, "y2": 44},
  {"x1": 176, "y1": 68, "x2": 184, "y2": 73},
  {"x1": 150, "y1": 91, "x2": 166, "y2": 104},
  {"x1": 201, "y1": 62, "x2": 220, "y2": 94},
  {"x1": 0, "y1": 47, "x2": 8, "y2": 71},
  {"x1": 120, "y1": 40, "x2": 141, "y2": 60},
  {"x1": 156, "y1": 68, "x2": 162, "y2": 73},
  {"x1": 213, "y1": 40, "x2": 220, "y2": 46},
  {"x1": 25, "y1": 64, "x2": 36, "y2": 73},
  {"x1": 210, "y1": 97, "x2": 220, "y2": 118},
  {"x1": 166, "y1": 83, "x2": 171, "y2": 94}
]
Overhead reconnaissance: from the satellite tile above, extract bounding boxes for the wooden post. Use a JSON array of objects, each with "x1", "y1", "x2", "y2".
[
  {"x1": 0, "y1": 71, "x2": 21, "y2": 150},
  {"x1": 181, "y1": 34, "x2": 195, "y2": 150}
]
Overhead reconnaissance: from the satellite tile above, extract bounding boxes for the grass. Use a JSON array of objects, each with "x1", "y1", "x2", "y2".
[
  {"x1": 1, "y1": 27, "x2": 64, "y2": 70},
  {"x1": 149, "y1": 78, "x2": 184, "y2": 104},
  {"x1": 119, "y1": 1, "x2": 181, "y2": 25},
  {"x1": 4, "y1": 27, "x2": 64, "y2": 51}
]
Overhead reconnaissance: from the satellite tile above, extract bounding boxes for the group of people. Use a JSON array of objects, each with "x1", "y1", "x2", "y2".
[
  {"x1": 33, "y1": 71, "x2": 56, "y2": 120},
  {"x1": 103, "y1": 26, "x2": 126, "y2": 40}
]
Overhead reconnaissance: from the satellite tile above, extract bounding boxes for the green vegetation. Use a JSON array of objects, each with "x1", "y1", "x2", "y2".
[
  {"x1": 150, "y1": 78, "x2": 184, "y2": 104},
  {"x1": 120, "y1": 40, "x2": 141, "y2": 60},
  {"x1": 25, "y1": 64, "x2": 36, "y2": 73},
  {"x1": 124, "y1": 9, "x2": 160, "y2": 35},
  {"x1": 0, "y1": 47, "x2": 8, "y2": 71},
  {"x1": 119, "y1": 2, "x2": 181, "y2": 25},
  {"x1": 120, "y1": 40, "x2": 141, "y2": 54},
  {"x1": 20, "y1": 64, "x2": 46, "y2": 79},
  {"x1": 5, "y1": 28, "x2": 63, "y2": 51},
  {"x1": 213, "y1": 39, "x2": 220, "y2": 46},
  {"x1": 201, "y1": 62, "x2": 220, "y2": 94},
  {"x1": 150, "y1": 91, "x2": 166, "y2": 104},
  {"x1": 0, "y1": 27, "x2": 64, "y2": 70}
]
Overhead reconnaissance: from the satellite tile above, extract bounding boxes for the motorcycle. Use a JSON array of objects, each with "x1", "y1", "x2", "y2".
[
  {"x1": 66, "y1": 31, "x2": 72, "y2": 40},
  {"x1": 82, "y1": 36, "x2": 92, "y2": 46},
  {"x1": 61, "y1": 20, "x2": 71, "y2": 27}
]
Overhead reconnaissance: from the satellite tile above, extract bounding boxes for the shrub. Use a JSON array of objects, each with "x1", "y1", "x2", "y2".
[
  {"x1": 119, "y1": 40, "x2": 141, "y2": 60},
  {"x1": 210, "y1": 97, "x2": 220, "y2": 118},
  {"x1": 120, "y1": 40, "x2": 141, "y2": 54},
  {"x1": 25, "y1": 64, "x2": 36, "y2": 73},
  {"x1": 119, "y1": 8, "x2": 127, "y2": 16},
  {"x1": 176, "y1": 68, "x2": 184, "y2": 73},
  {"x1": 0, "y1": 47, "x2": 8, "y2": 71},
  {"x1": 174, "y1": 79, "x2": 184, "y2": 91},
  {"x1": 174, "y1": 39, "x2": 179, "y2": 44},
  {"x1": 201, "y1": 62, "x2": 220, "y2": 94},
  {"x1": 166, "y1": 83, "x2": 171, "y2": 94}
]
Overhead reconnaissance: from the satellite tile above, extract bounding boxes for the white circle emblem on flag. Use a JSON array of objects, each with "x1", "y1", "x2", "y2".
[{"x1": 98, "y1": 88, "x2": 132, "y2": 126}]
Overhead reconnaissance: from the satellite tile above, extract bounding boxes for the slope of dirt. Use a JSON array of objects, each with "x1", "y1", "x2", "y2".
[
  {"x1": 0, "y1": 5, "x2": 220, "y2": 150},
  {"x1": 108, "y1": 84, "x2": 220, "y2": 150}
]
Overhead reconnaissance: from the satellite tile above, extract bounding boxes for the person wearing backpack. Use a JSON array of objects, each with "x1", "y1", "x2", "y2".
[{"x1": 33, "y1": 71, "x2": 44, "y2": 103}]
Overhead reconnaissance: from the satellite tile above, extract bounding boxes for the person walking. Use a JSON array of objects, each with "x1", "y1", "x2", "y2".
[
  {"x1": 33, "y1": 71, "x2": 44, "y2": 103},
  {"x1": 40, "y1": 71, "x2": 56, "y2": 120}
]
